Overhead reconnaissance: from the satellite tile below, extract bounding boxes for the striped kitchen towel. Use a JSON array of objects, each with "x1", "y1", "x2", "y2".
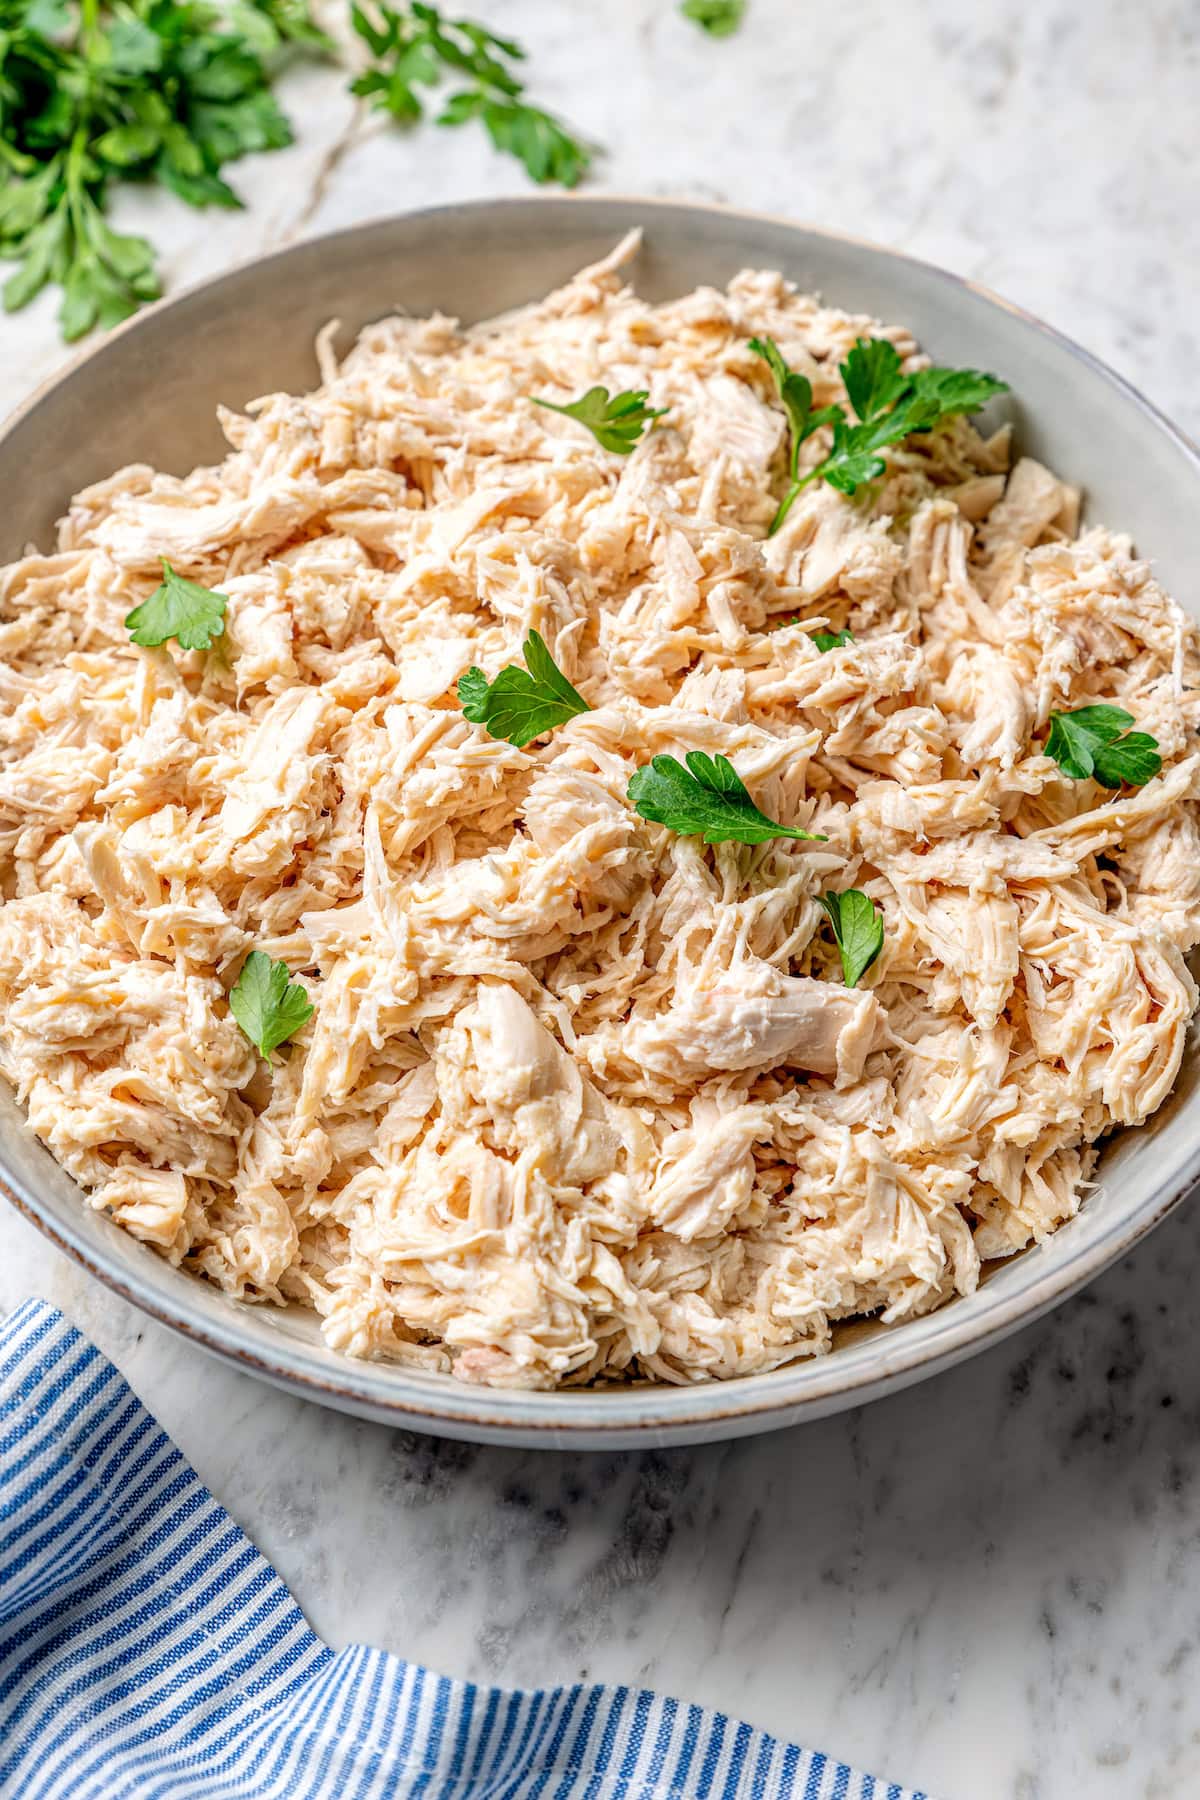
[{"x1": 0, "y1": 1300, "x2": 930, "y2": 1800}]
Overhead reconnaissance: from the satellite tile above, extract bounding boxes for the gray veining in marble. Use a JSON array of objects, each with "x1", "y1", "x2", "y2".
[{"x1": 2, "y1": 3, "x2": 1199, "y2": 1796}]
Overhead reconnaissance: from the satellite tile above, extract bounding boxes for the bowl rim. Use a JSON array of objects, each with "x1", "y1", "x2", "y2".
[{"x1": 5, "y1": 192, "x2": 1200, "y2": 1443}]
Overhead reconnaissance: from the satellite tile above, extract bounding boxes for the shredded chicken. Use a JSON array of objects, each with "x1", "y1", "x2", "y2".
[{"x1": 2, "y1": 234, "x2": 1198, "y2": 1390}]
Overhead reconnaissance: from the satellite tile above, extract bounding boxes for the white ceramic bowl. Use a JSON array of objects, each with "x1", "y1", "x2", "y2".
[{"x1": 4, "y1": 197, "x2": 1199, "y2": 1447}]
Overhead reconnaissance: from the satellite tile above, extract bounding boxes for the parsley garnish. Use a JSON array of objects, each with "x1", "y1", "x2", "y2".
[
  {"x1": 751, "y1": 334, "x2": 1008, "y2": 532},
  {"x1": 1044, "y1": 706, "x2": 1162, "y2": 788},
  {"x1": 532, "y1": 386, "x2": 667, "y2": 455},
  {"x1": 627, "y1": 751, "x2": 826, "y2": 846},
  {"x1": 680, "y1": 0, "x2": 746, "y2": 35},
  {"x1": 0, "y1": 0, "x2": 326, "y2": 340},
  {"x1": 749, "y1": 337, "x2": 841, "y2": 531},
  {"x1": 458, "y1": 629, "x2": 590, "y2": 746},
  {"x1": 811, "y1": 629, "x2": 854, "y2": 652},
  {"x1": 818, "y1": 889, "x2": 884, "y2": 988},
  {"x1": 124, "y1": 559, "x2": 227, "y2": 651},
  {"x1": 230, "y1": 950, "x2": 314, "y2": 1058},
  {"x1": 350, "y1": 3, "x2": 592, "y2": 186}
]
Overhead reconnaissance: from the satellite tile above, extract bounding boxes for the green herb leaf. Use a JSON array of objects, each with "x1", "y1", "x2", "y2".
[
  {"x1": 750, "y1": 336, "x2": 836, "y2": 475},
  {"x1": 91, "y1": 122, "x2": 163, "y2": 167},
  {"x1": 350, "y1": 3, "x2": 592, "y2": 186},
  {"x1": 818, "y1": 338, "x2": 1008, "y2": 496},
  {"x1": 818, "y1": 889, "x2": 884, "y2": 988},
  {"x1": 0, "y1": 0, "x2": 321, "y2": 339},
  {"x1": 458, "y1": 629, "x2": 590, "y2": 746},
  {"x1": 532, "y1": 386, "x2": 667, "y2": 454},
  {"x1": 680, "y1": 0, "x2": 746, "y2": 33},
  {"x1": 811, "y1": 629, "x2": 854, "y2": 652},
  {"x1": 816, "y1": 414, "x2": 893, "y2": 495},
  {"x1": 627, "y1": 751, "x2": 826, "y2": 846},
  {"x1": 908, "y1": 365, "x2": 1011, "y2": 416},
  {"x1": 748, "y1": 336, "x2": 840, "y2": 530},
  {"x1": 125, "y1": 559, "x2": 228, "y2": 651},
  {"x1": 1044, "y1": 705, "x2": 1162, "y2": 788},
  {"x1": 230, "y1": 949, "x2": 314, "y2": 1058},
  {"x1": 478, "y1": 97, "x2": 591, "y2": 186},
  {"x1": 840, "y1": 337, "x2": 909, "y2": 423},
  {"x1": 754, "y1": 334, "x2": 1009, "y2": 527}
]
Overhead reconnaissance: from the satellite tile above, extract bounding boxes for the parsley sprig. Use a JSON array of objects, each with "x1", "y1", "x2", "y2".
[
  {"x1": 627, "y1": 751, "x2": 825, "y2": 846},
  {"x1": 124, "y1": 559, "x2": 227, "y2": 651},
  {"x1": 1044, "y1": 705, "x2": 1162, "y2": 789},
  {"x1": 230, "y1": 949, "x2": 314, "y2": 1058},
  {"x1": 532, "y1": 386, "x2": 667, "y2": 455},
  {"x1": 0, "y1": 0, "x2": 325, "y2": 340},
  {"x1": 1, "y1": 0, "x2": 599, "y2": 342},
  {"x1": 350, "y1": 2, "x2": 592, "y2": 186},
  {"x1": 458, "y1": 629, "x2": 590, "y2": 747},
  {"x1": 811, "y1": 629, "x2": 854, "y2": 652},
  {"x1": 680, "y1": 0, "x2": 746, "y2": 35},
  {"x1": 751, "y1": 334, "x2": 1008, "y2": 533},
  {"x1": 818, "y1": 889, "x2": 884, "y2": 988}
]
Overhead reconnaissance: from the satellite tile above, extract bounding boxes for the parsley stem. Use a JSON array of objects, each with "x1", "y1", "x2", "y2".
[
  {"x1": 768, "y1": 467, "x2": 819, "y2": 536},
  {"x1": 65, "y1": 129, "x2": 90, "y2": 248},
  {"x1": 79, "y1": 0, "x2": 100, "y2": 55}
]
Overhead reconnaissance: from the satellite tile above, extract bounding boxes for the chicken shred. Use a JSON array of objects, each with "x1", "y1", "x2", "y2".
[{"x1": 2, "y1": 240, "x2": 1198, "y2": 1390}]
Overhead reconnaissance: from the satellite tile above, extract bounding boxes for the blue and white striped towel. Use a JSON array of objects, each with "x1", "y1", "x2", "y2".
[{"x1": 0, "y1": 1300, "x2": 930, "y2": 1800}]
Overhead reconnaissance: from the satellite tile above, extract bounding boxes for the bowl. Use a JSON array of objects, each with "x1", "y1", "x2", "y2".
[{"x1": 3, "y1": 197, "x2": 1199, "y2": 1448}]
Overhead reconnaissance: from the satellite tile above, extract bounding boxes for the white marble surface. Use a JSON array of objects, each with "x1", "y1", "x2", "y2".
[{"x1": 3, "y1": 3, "x2": 1200, "y2": 1796}]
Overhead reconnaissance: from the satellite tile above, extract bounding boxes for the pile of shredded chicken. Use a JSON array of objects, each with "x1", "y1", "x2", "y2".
[{"x1": 2, "y1": 236, "x2": 1198, "y2": 1390}]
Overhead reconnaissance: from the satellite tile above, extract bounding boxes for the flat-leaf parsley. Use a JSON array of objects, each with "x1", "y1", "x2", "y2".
[
  {"x1": 230, "y1": 950, "x2": 314, "y2": 1058},
  {"x1": 1044, "y1": 705, "x2": 1162, "y2": 788},
  {"x1": 124, "y1": 560, "x2": 227, "y2": 652},
  {"x1": 752, "y1": 334, "x2": 1008, "y2": 532},
  {"x1": 818, "y1": 889, "x2": 884, "y2": 988},
  {"x1": 627, "y1": 751, "x2": 826, "y2": 846},
  {"x1": 680, "y1": 0, "x2": 745, "y2": 34},
  {"x1": 458, "y1": 630, "x2": 590, "y2": 746},
  {"x1": 532, "y1": 386, "x2": 667, "y2": 454},
  {"x1": 350, "y1": 3, "x2": 592, "y2": 187}
]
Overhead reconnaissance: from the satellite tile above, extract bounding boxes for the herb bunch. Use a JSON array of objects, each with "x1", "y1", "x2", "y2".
[
  {"x1": 0, "y1": 0, "x2": 324, "y2": 339},
  {"x1": 349, "y1": 0, "x2": 591, "y2": 187}
]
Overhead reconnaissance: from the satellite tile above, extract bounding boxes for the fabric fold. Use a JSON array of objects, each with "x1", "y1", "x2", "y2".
[{"x1": 0, "y1": 1300, "x2": 929, "y2": 1800}]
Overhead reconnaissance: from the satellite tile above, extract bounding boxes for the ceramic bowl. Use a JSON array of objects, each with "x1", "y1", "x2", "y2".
[{"x1": 3, "y1": 197, "x2": 1198, "y2": 1447}]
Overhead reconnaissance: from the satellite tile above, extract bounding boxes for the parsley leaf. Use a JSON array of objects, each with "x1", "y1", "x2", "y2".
[
  {"x1": 818, "y1": 889, "x2": 884, "y2": 988},
  {"x1": 350, "y1": 3, "x2": 593, "y2": 186},
  {"x1": 1044, "y1": 705, "x2": 1162, "y2": 788},
  {"x1": 627, "y1": 751, "x2": 826, "y2": 846},
  {"x1": 230, "y1": 949, "x2": 314, "y2": 1058},
  {"x1": 475, "y1": 97, "x2": 591, "y2": 187},
  {"x1": 909, "y1": 365, "x2": 1013, "y2": 416},
  {"x1": 532, "y1": 386, "x2": 667, "y2": 454},
  {"x1": 840, "y1": 337, "x2": 909, "y2": 423},
  {"x1": 821, "y1": 342, "x2": 1008, "y2": 496},
  {"x1": 124, "y1": 559, "x2": 228, "y2": 651},
  {"x1": 751, "y1": 334, "x2": 1008, "y2": 530},
  {"x1": 458, "y1": 629, "x2": 590, "y2": 746},
  {"x1": 680, "y1": 0, "x2": 746, "y2": 36},
  {"x1": 811, "y1": 629, "x2": 854, "y2": 652},
  {"x1": 0, "y1": 0, "x2": 325, "y2": 339}
]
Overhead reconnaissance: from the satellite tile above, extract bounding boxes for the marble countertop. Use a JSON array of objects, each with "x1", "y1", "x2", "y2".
[{"x1": 3, "y1": 3, "x2": 1199, "y2": 1796}]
